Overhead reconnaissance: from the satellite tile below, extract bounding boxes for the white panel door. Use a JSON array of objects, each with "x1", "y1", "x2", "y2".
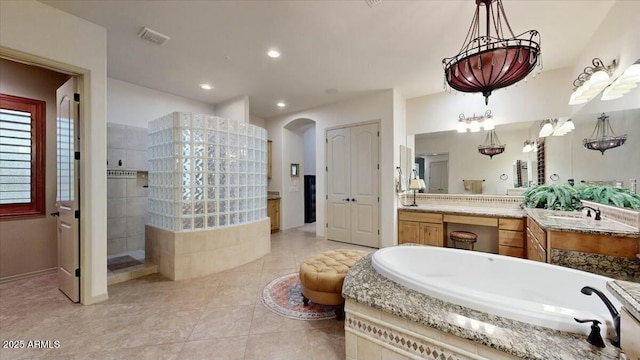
[
  {"x1": 56, "y1": 77, "x2": 80, "y2": 303},
  {"x1": 326, "y1": 123, "x2": 379, "y2": 248},
  {"x1": 350, "y1": 123, "x2": 379, "y2": 247},
  {"x1": 428, "y1": 161, "x2": 448, "y2": 194},
  {"x1": 326, "y1": 127, "x2": 350, "y2": 243}
]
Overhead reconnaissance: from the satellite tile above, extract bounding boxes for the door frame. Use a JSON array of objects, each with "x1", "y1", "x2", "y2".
[
  {"x1": 1, "y1": 47, "x2": 96, "y2": 304},
  {"x1": 324, "y1": 120, "x2": 381, "y2": 248}
]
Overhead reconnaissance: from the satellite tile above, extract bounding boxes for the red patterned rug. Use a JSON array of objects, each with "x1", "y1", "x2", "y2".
[{"x1": 260, "y1": 272, "x2": 336, "y2": 320}]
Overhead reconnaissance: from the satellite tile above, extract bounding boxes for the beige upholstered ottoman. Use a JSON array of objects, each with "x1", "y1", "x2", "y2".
[{"x1": 299, "y1": 249, "x2": 367, "y2": 319}]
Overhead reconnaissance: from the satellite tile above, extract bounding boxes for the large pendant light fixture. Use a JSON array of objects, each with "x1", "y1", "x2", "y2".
[
  {"x1": 478, "y1": 129, "x2": 505, "y2": 159},
  {"x1": 583, "y1": 113, "x2": 627, "y2": 155},
  {"x1": 442, "y1": 0, "x2": 541, "y2": 105}
]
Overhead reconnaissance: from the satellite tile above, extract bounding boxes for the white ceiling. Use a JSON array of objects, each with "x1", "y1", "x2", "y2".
[{"x1": 41, "y1": 0, "x2": 615, "y2": 119}]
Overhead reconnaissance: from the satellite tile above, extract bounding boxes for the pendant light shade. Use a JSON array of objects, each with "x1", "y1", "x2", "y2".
[
  {"x1": 443, "y1": 0, "x2": 541, "y2": 105},
  {"x1": 478, "y1": 129, "x2": 505, "y2": 159},
  {"x1": 583, "y1": 113, "x2": 627, "y2": 155}
]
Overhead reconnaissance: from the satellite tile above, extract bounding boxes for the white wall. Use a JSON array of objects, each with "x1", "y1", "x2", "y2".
[
  {"x1": 407, "y1": 67, "x2": 574, "y2": 135},
  {"x1": 1, "y1": 0, "x2": 108, "y2": 303},
  {"x1": 303, "y1": 126, "x2": 316, "y2": 175},
  {"x1": 107, "y1": 78, "x2": 214, "y2": 128},
  {"x1": 265, "y1": 90, "x2": 396, "y2": 248},
  {"x1": 281, "y1": 128, "x2": 305, "y2": 230},
  {"x1": 249, "y1": 115, "x2": 265, "y2": 128},
  {"x1": 415, "y1": 125, "x2": 538, "y2": 195},
  {"x1": 215, "y1": 95, "x2": 250, "y2": 124}
]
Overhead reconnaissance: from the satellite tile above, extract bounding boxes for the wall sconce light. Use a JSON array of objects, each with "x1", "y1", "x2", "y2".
[
  {"x1": 568, "y1": 58, "x2": 617, "y2": 105},
  {"x1": 538, "y1": 118, "x2": 574, "y2": 138},
  {"x1": 456, "y1": 110, "x2": 494, "y2": 133},
  {"x1": 601, "y1": 59, "x2": 640, "y2": 101},
  {"x1": 522, "y1": 140, "x2": 536, "y2": 153}
]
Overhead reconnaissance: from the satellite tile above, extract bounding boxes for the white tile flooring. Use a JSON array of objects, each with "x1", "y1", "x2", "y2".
[{"x1": 0, "y1": 225, "x2": 374, "y2": 360}]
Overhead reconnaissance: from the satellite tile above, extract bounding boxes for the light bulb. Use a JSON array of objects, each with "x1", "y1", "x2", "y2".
[
  {"x1": 469, "y1": 120, "x2": 480, "y2": 132},
  {"x1": 539, "y1": 121, "x2": 554, "y2": 137},
  {"x1": 483, "y1": 118, "x2": 495, "y2": 130},
  {"x1": 456, "y1": 121, "x2": 467, "y2": 133}
]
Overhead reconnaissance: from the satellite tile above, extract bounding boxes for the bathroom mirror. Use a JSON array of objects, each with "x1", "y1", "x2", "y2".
[
  {"x1": 414, "y1": 107, "x2": 639, "y2": 196},
  {"x1": 399, "y1": 145, "x2": 414, "y2": 191},
  {"x1": 513, "y1": 160, "x2": 530, "y2": 188}
]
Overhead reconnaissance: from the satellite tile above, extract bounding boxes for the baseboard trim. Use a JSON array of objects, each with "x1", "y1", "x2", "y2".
[
  {"x1": 0, "y1": 267, "x2": 57, "y2": 284},
  {"x1": 85, "y1": 292, "x2": 109, "y2": 305}
]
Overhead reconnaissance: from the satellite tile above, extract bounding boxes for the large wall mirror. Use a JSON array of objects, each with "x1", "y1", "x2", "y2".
[{"x1": 413, "y1": 107, "x2": 639, "y2": 196}]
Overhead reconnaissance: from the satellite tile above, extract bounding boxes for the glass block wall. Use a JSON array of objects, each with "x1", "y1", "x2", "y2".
[{"x1": 147, "y1": 112, "x2": 268, "y2": 231}]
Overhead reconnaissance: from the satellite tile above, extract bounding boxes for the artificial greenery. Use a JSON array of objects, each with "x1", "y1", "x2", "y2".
[
  {"x1": 522, "y1": 184, "x2": 640, "y2": 210},
  {"x1": 575, "y1": 185, "x2": 640, "y2": 209},
  {"x1": 521, "y1": 184, "x2": 582, "y2": 211}
]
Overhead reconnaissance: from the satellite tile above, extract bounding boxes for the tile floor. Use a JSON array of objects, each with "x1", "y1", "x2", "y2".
[{"x1": 0, "y1": 225, "x2": 374, "y2": 360}]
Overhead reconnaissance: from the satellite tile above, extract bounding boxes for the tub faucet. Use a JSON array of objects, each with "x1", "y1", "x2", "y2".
[
  {"x1": 580, "y1": 286, "x2": 620, "y2": 348},
  {"x1": 582, "y1": 206, "x2": 601, "y2": 221}
]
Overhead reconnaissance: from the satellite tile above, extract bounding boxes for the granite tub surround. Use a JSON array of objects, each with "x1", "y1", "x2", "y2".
[
  {"x1": 526, "y1": 208, "x2": 640, "y2": 237},
  {"x1": 145, "y1": 218, "x2": 270, "y2": 280},
  {"x1": 552, "y1": 249, "x2": 640, "y2": 282},
  {"x1": 608, "y1": 280, "x2": 640, "y2": 320},
  {"x1": 343, "y1": 254, "x2": 620, "y2": 360}
]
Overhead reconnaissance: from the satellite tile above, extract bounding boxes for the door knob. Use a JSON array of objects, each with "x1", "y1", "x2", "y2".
[
  {"x1": 342, "y1": 198, "x2": 350, "y2": 202},
  {"x1": 50, "y1": 212, "x2": 60, "y2": 217},
  {"x1": 351, "y1": 198, "x2": 357, "y2": 202}
]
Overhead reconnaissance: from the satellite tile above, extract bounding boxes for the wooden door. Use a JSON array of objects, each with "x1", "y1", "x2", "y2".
[
  {"x1": 428, "y1": 161, "x2": 448, "y2": 193},
  {"x1": 349, "y1": 123, "x2": 379, "y2": 247},
  {"x1": 56, "y1": 77, "x2": 80, "y2": 302},
  {"x1": 326, "y1": 127, "x2": 351, "y2": 243},
  {"x1": 420, "y1": 223, "x2": 444, "y2": 247}
]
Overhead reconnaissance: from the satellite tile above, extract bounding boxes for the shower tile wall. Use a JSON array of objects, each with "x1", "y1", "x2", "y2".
[{"x1": 107, "y1": 123, "x2": 149, "y2": 256}]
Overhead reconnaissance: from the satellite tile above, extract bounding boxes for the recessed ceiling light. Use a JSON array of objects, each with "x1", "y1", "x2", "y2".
[
  {"x1": 267, "y1": 49, "x2": 281, "y2": 58},
  {"x1": 276, "y1": 102, "x2": 286, "y2": 108},
  {"x1": 200, "y1": 83, "x2": 213, "y2": 90}
]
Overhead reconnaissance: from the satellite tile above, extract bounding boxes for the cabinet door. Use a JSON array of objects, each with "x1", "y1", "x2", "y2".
[
  {"x1": 267, "y1": 199, "x2": 279, "y2": 232},
  {"x1": 420, "y1": 223, "x2": 444, "y2": 247},
  {"x1": 526, "y1": 229, "x2": 545, "y2": 262},
  {"x1": 398, "y1": 221, "x2": 420, "y2": 244}
]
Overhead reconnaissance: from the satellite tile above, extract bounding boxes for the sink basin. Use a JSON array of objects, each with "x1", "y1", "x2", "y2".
[{"x1": 547, "y1": 215, "x2": 585, "y2": 221}]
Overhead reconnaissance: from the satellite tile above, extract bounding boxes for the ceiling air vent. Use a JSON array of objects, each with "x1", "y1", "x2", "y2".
[{"x1": 137, "y1": 27, "x2": 170, "y2": 46}]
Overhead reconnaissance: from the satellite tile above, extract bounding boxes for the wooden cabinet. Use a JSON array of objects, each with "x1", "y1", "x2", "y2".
[
  {"x1": 398, "y1": 210, "x2": 444, "y2": 246},
  {"x1": 526, "y1": 217, "x2": 547, "y2": 262},
  {"x1": 267, "y1": 198, "x2": 280, "y2": 233},
  {"x1": 267, "y1": 140, "x2": 272, "y2": 180},
  {"x1": 498, "y1": 218, "x2": 525, "y2": 258}
]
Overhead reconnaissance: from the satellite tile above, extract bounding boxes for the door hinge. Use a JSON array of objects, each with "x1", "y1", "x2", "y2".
[
  {"x1": 378, "y1": 197, "x2": 379, "y2": 202},
  {"x1": 74, "y1": 93, "x2": 80, "y2": 102},
  {"x1": 326, "y1": 223, "x2": 328, "y2": 228},
  {"x1": 74, "y1": 151, "x2": 80, "y2": 160},
  {"x1": 325, "y1": 138, "x2": 328, "y2": 143},
  {"x1": 75, "y1": 268, "x2": 80, "y2": 277},
  {"x1": 377, "y1": 131, "x2": 379, "y2": 136},
  {"x1": 74, "y1": 210, "x2": 80, "y2": 219},
  {"x1": 325, "y1": 166, "x2": 328, "y2": 172},
  {"x1": 377, "y1": 164, "x2": 379, "y2": 170},
  {"x1": 326, "y1": 195, "x2": 328, "y2": 200},
  {"x1": 378, "y1": 230, "x2": 380, "y2": 235}
]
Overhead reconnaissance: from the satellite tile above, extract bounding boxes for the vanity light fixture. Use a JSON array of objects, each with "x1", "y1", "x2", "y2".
[
  {"x1": 442, "y1": 0, "x2": 541, "y2": 105},
  {"x1": 478, "y1": 129, "x2": 505, "y2": 159},
  {"x1": 568, "y1": 58, "x2": 617, "y2": 105},
  {"x1": 583, "y1": 113, "x2": 627, "y2": 155},
  {"x1": 456, "y1": 110, "x2": 494, "y2": 133},
  {"x1": 538, "y1": 119, "x2": 555, "y2": 137},
  {"x1": 601, "y1": 59, "x2": 640, "y2": 101},
  {"x1": 522, "y1": 140, "x2": 535, "y2": 153},
  {"x1": 538, "y1": 118, "x2": 575, "y2": 138}
]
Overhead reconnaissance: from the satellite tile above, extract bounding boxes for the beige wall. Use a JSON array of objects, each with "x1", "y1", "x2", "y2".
[{"x1": 0, "y1": 59, "x2": 70, "y2": 280}]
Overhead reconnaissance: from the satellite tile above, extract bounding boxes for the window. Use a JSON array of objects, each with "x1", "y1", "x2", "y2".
[{"x1": 0, "y1": 94, "x2": 46, "y2": 218}]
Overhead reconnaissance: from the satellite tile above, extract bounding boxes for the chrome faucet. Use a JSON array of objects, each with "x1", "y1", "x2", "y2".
[
  {"x1": 580, "y1": 286, "x2": 620, "y2": 348},
  {"x1": 582, "y1": 206, "x2": 601, "y2": 221}
]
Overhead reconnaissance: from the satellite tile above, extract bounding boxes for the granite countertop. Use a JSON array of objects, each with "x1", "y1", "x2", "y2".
[
  {"x1": 343, "y1": 254, "x2": 620, "y2": 360},
  {"x1": 526, "y1": 208, "x2": 640, "y2": 237},
  {"x1": 607, "y1": 280, "x2": 640, "y2": 321},
  {"x1": 398, "y1": 204, "x2": 526, "y2": 219}
]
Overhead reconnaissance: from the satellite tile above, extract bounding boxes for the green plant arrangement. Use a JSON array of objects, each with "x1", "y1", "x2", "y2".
[
  {"x1": 521, "y1": 184, "x2": 582, "y2": 211},
  {"x1": 575, "y1": 185, "x2": 640, "y2": 209}
]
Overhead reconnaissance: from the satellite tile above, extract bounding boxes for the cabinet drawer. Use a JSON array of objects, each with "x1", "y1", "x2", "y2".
[
  {"x1": 499, "y1": 218, "x2": 524, "y2": 231},
  {"x1": 499, "y1": 245, "x2": 524, "y2": 258},
  {"x1": 527, "y1": 217, "x2": 546, "y2": 247},
  {"x1": 442, "y1": 214, "x2": 497, "y2": 227},
  {"x1": 398, "y1": 211, "x2": 442, "y2": 224},
  {"x1": 499, "y1": 230, "x2": 524, "y2": 247}
]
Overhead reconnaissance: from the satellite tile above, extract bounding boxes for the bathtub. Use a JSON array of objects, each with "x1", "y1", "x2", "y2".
[{"x1": 371, "y1": 246, "x2": 620, "y2": 337}]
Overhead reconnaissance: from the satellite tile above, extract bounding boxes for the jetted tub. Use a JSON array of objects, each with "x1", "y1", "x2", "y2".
[{"x1": 372, "y1": 246, "x2": 620, "y2": 337}]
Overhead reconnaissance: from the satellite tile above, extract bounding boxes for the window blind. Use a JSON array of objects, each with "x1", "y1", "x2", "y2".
[{"x1": 0, "y1": 108, "x2": 32, "y2": 204}]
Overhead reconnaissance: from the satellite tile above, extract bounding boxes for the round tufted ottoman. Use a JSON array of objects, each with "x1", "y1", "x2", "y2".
[
  {"x1": 299, "y1": 249, "x2": 367, "y2": 319},
  {"x1": 450, "y1": 230, "x2": 478, "y2": 251}
]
